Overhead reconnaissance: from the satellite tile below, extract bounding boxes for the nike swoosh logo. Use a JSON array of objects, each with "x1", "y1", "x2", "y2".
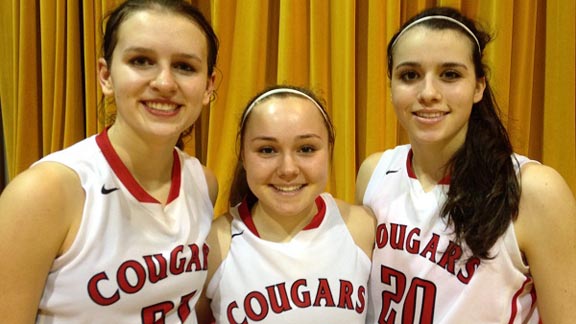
[
  {"x1": 386, "y1": 169, "x2": 400, "y2": 175},
  {"x1": 101, "y1": 185, "x2": 119, "y2": 195},
  {"x1": 231, "y1": 230, "x2": 244, "y2": 239}
]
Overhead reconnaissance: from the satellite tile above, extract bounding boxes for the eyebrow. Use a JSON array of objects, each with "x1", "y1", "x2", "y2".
[
  {"x1": 123, "y1": 46, "x2": 202, "y2": 62},
  {"x1": 394, "y1": 61, "x2": 469, "y2": 70},
  {"x1": 249, "y1": 134, "x2": 323, "y2": 142}
]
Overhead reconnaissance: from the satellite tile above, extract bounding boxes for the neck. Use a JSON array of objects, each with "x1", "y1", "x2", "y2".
[
  {"x1": 107, "y1": 125, "x2": 176, "y2": 201},
  {"x1": 410, "y1": 142, "x2": 457, "y2": 191},
  {"x1": 251, "y1": 201, "x2": 318, "y2": 242}
]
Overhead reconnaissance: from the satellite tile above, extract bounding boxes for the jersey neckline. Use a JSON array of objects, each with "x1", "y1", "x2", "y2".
[
  {"x1": 95, "y1": 128, "x2": 181, "y2": 204},
  {"x1": 237, "y1": 195, "x2": 327, "y2": 238},
  {"x1": 406, "y1": 148, "x2": 451, "y2": 185}
]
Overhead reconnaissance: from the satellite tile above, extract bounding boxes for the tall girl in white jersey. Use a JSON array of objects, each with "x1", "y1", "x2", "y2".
[
  {"x1": 356, "y1": 6, "x2": 576, "y2": 324},
  {"x1": 0, "y1": 1, "x2": 219, "y2": 322}
]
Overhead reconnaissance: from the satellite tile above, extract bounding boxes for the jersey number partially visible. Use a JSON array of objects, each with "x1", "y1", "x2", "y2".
[{"x1": 378, "y1": 265, "x2": 436, "y2": 324}]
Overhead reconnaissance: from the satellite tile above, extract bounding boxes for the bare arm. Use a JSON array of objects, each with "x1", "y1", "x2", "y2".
[
  {"x1": 355, "y1": 152, "x2": 383, "y2": 204},
  {"x1": 0, "y1": 162, "x2": 83, "y2": 323},
  {"x1": 202, "y1": 166, "x2": 219, "y2": 206},
  {"x1": 515, "y1": 163, "x2": 576, "y2": 323},
  {"x1": 196, "y1": 214, "x2": 232, "y2": 324},
  {"x1": 338, "y1": 199, "x2": 376, "y2": 258}
]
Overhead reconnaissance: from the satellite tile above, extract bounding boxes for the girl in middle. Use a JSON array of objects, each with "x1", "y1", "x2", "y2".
[{"x1": 197, "y1": 85, "x2": 375, "y2": 324}]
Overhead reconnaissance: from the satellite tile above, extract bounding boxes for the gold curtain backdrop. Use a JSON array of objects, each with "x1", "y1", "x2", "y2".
[{"x1": 0, "y1": 0, "x2": 574, "y2": 216}]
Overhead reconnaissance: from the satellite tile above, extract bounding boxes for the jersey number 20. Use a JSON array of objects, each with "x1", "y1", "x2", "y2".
[{"x1": 378, "y1": 265, "x2": 436, "y2": 324}]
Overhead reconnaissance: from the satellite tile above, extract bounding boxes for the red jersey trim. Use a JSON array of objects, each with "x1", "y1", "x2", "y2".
[
  {"x1": 406, "y1": 149, "x2": 451, "y2": 185},
  {"x1": 507, "y1": 277, "x2": 539, "y2": 324},
  {"x1": 238, "y1": 196, "x2": 327, "y2": 238},
  {"x1": 95, "y1": 128, "x2": 181, "y2": 204},
  {"x1": 238, "y1": 200, "x2": 259, "y2": 237},
  {"x1": 303, "y1": 196, "x2": 326, "y2": 230}
]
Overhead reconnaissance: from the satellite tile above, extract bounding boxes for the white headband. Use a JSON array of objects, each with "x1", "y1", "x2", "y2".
[
  {"x1": 240, "y1": 88, "x2": 330, "y2": 129},
  {"x1": 391, "y1": 15, "x2": 481, "y2": 53}
]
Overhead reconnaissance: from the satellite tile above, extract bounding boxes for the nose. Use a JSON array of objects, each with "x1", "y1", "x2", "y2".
[
  {"x1": 150, "y1": 66, "x2": 177, "y2": 94},
  {"x1": 417, "y1": 76, "x2": 442, "y2": 104},
  {"x1": 277, "y1": 153, "x2": 299, "y2": 179}
]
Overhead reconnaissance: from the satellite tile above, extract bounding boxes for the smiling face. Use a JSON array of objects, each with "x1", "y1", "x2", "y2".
[
  {"x1": 98, "y1": 9, "x2": 215, "y2": 144},
  {"x1": 390, "y1": 26, "x2": 485, "y2": 151},
  {"x1": 242, "y1": 96, "x2": 330, "y2": 219}
]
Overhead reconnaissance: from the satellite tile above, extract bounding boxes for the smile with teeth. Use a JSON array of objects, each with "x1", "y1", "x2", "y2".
[
  {"x1": 413, "y1": 111, "x2": 446, "y2": 118},
  {"x1": 271, "y1": 184, "x2": 305, "y2": 192},
  {"x1": 145, "y1": 101, "x2": 180, "y2": 112}
]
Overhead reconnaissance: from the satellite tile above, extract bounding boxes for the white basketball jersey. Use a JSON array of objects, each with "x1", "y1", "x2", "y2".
[
  {"x1": 364, "y1": 145, "x2": 540, "y2": 324},
  {"x1": 35, "y1": 130, "x2": 213, "y2": 324},
  {"x1": 206, "y1": 193, "x2": 371, "y2": 324}
]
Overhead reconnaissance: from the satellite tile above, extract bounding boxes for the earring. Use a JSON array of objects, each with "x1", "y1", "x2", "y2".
[{"x1": 209, "y1": 91, "x2": 217, "y2": 103}]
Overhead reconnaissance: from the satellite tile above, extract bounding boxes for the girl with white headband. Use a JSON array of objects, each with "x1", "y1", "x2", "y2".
[
  {"x1": 197, "y1": 85, "x2": 375, "y2": 323},
  {"x1": 356, "y1": 6, "x2": 575, "y2": 323}
]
